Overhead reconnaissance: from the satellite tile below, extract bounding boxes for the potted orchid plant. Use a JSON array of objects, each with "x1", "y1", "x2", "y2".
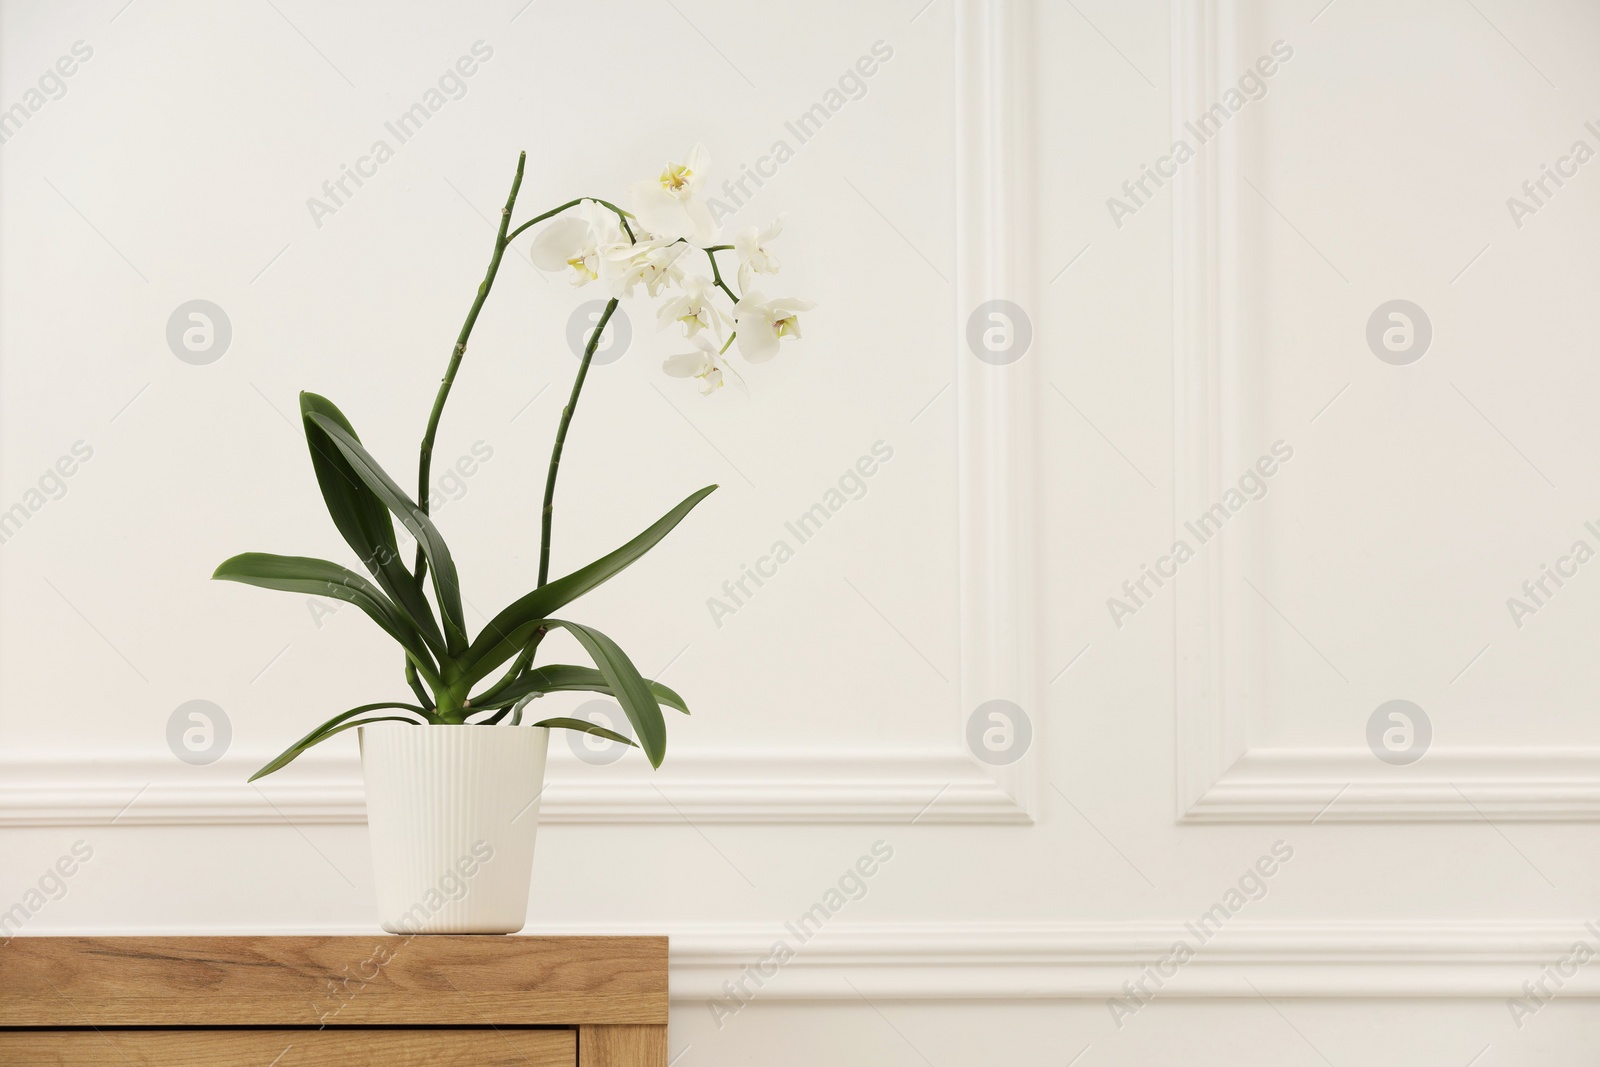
[{"x1": 213, "y1": 146, "x2": 811, "y2": 932}]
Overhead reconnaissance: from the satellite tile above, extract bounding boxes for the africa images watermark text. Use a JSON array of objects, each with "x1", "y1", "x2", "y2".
[
  {"x1": 1107, "y1": 441, "x2": 1294, "y2": 629},
  {"x1": 707, "y1": 440, "x2": 894, "y2": 628},
  {"x1": 1106, "y1": 40, "x2": 1294, "y2": 229}
]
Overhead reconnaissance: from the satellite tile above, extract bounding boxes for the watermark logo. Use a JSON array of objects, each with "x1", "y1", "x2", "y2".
[
  {"x1": 1107, "y1": 41, "x2": 1294, "y2": 228},
  {"x1": 309, "y1": 438, "x2": 492, "y2": 628},
  {"x1": 1365, "y1": 300, "x2": 1430, "y2": 365},
  {"x1": 318, "y1": 842, "x2": 494, "y2": 1023},
  {"x1": 1108, "y1": 441, "x2": 1294, "y2": 628},
  {"x1": 0, "y1": 440, "x2": 94, "y2": 547},
  {"x1": 707, "y1": 841, "x2": 894, "y2": 1029},
  {"x1": 1507, "y1": 923, "x2": 1600, "y2": 1030},
  {"x1": 705, "y1": 41, "x2": 894, "y2": 225},
  {"x1": 1366, "y1": 699, "x2": 1430, "y2": 766},
  {"x1": 1505, "y1": 524, "x2": 1600, "y2": 630},
  {"x1": 567, "y1": 699, "x2": 633, "y2": 766},
  {"x1": 966, "y1": 300, "x2": 1032, "y2": 366},
  {"x1": 708, "y1": 441, "x2": 894, "y2": 629},
  {"x1": 1107, "y1": 840, "x2": 1294, "y2": 1028},
  {"x1": 965, "y1": 700, "x2": 1031, "y2": 765},
  {"x1": 567, "y1": 300, "x2": 631, "y2": 365},
  {"x1": 167, "y1": 699, "x2": 231, "y2": 765},
  {"x1": 307, "y1": 42, "x2": 494, "y2": 229},
  {"x1": 1506, "y1": 122, "x2": 1600, "y2": 230},
  {"x1": 167, "y1": 300, "x2": 232, "y2": 365},
  {"x1": 0, "y1": 840, "x2": 93, "y2": 943},
  {"x1": 0, "y1": 40, "x2": 93, "y2": 147}
]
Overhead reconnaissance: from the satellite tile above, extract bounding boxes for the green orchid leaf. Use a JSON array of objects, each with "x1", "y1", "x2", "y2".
[
  {"x1": 247, "y1": 702, "x2": 428, "y2": 781},
  {"x1": 306, "y1": 410, "x2": 469, "y2": 658},
  {"x1": 213, "y1": 553, "x2": 439, "y2": 684},
  {"x1": 469, "y1": 664, "x2": 688, "y2": 715},
  {"x1": 300, "y1": 393, "x2": 448, "y2": 660},
  {"x1": 451, "y1": 484, "x2": 716, "y2": 687},
  {"x1": 542, "y1": 620, "x2": 665, "y2": 767},
  {"x1": 528, "y1": 716, "x2": 639, "y2": 748}
]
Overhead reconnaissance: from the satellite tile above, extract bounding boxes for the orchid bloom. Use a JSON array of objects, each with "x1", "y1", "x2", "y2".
[
  {"x1": 734, "y1": 216, "x2": 784, "y2": 292},
  {"x1": 531, "y1": 149, "x2": 815, "y2": 397},
  {"x1": 656, "y1": 275, "x2": 727, "y2": 338},
  {"x1": 630, "y1": 144, "x2": 717, "y2": 243},
  {"x1": 530, "y1": 200, "x2": 621, "y2": 286},
  {"x1": 602, "y1": 235, "x2": 688, "y2": 299},
  {"x1": 662, "y1": 333, "x2": 727, "y2": 395},
  {"x1": 733, "y1": 292, "x2": 815, "y2": 363}
]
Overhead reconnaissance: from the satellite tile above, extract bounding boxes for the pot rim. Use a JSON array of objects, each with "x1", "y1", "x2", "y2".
[{"x1": 358, "y1": 721, "x2": 552, "y2": 731}]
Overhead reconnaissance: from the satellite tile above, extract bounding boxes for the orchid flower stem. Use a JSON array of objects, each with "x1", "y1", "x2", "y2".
[
  {"x1": 412, "y1": 168, "x2": 635, "y2": 700},
  {"x1": 415, "y1": 152, "x2": 527, "y2": 586},
  {"x1": 703, "y1": 246, "x2": 740, "y2": 304},
  {"x1": 492, "y1": 299, "x2": 619, "y2": 692},
  {"x1": 540, "y1": 298, "x2": 620, "y2": 587},
  {"x1": 505, "y1": 197, "x2": 634, "y2": 244},
  {"x1": 418, "y1": 184, "x2": 633, "y2": 586}
]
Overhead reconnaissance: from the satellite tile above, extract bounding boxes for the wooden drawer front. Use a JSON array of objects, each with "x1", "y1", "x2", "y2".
[{"x1": 0, "y1": 1028, "x2": 576, "y2": 1067}]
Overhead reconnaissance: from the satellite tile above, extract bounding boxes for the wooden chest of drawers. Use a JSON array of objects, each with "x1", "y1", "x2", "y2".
[{"x1": 0, "y1": 936, "x2": 667, "y2": 1066}]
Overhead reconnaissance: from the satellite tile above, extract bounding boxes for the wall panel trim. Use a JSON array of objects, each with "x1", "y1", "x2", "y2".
[
  {"x1": 31, "y1": 919, "x2": 1600, "y2": 998},
  {"x1": 1169, "y1": 0, "x2": 1600, "y2": 822},
  {"x1": 0, "y1": 749, "x2": 1030, "y2": 826}
]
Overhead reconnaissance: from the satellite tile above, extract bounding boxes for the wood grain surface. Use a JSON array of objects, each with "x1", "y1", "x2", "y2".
[
  {"x1": 0, "y1": 1028, "x2": 576, "y2": 1067},
  {"x1": 0, "y1": 936, "x2": 667, "y2": 1027},
  {"x1": 580, "y1": 1024, "x2": 669, "y2": 1067}
]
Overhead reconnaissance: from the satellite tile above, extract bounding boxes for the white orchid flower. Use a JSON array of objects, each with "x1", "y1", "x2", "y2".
[
  {"x1": 734, "y1": 216, "x2": 784, "y2": 292},
  {"x1": 601, "y1": 235, "x2": 688, "y2": 299},
  {"x1": 733, "y1": 292, "x2": 815, "y2": 363},
  {"x1": 657, "y1": 274, "x2": 727, "y2": 338},
  {"x1": 630, "y1": 144, "x2": 717, "y2": 243},
  {"x1": 662, "y1": 333, "x2": 727, "y2": 395},
  {"x1": 530, "y1": 200, "x2": 621, "y2": 286}
]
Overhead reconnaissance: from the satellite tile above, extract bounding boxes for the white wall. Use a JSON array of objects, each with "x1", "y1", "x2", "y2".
[{"x1": 4, "y1": 0, "x2": 1600, "y2": 1062}]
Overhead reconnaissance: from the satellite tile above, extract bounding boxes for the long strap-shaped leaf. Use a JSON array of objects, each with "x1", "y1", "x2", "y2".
[
  {"x1": 213, "y1": 553, "x2": 440, "y2": 686},
  {"x1": 307, "y1": 411, "x2": 469, "y2": 657},
  {"x1": 248, "y1": 702, "x2": 428, "y2": 781},
  {"x1": 301, "y1": 393, "x2": 448, "y2": 660},
  {"x1": 541, "y1": 621, "x2": 666, "y2": 768},
  {"x1": 451, "y1": 485, "x2": 717, "y2": 687},
  {"x1": 469, "y1": 664, "x2": 687, "y2": 715},
  {"x1": 527, "y1": 717, "x2": 638, "y2": 748}
]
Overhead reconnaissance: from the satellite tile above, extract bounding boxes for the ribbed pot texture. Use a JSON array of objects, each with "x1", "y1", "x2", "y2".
[{"x1": 359, "y1": 723, "x2": 549, "y2": 934}]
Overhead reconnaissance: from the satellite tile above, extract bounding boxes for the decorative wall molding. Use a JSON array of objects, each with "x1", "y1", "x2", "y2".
[
  {"x1": 0, "y1": 748, "x2": 1030, "y2": 827},
  {"x1": 1171, "y1": 0, "x2": 1243, "y2": 821},
  {"x1": 955, "y1": 0, "x2": 1040, "y2": 821},
  {"x1": 30, "y1": 919, "x2": 1600, "y2": 998},
  {"x1": 1169, "y1": 0, "x2": 1600, "y2": 822},
  {"x1": 0, "y1": 0, "x2": 1039, "y2": 830},
  {"x1": 661, "y1": 919, "x2": 1600, "y2": 999},
  {"x1": 1184, "y1": 748, "x2": 1600, "y2": 822}
]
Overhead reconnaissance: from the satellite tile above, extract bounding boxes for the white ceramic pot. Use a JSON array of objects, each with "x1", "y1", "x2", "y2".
[{"x1": 358, "y1": 723, "x2": 549, "y2": 934}]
